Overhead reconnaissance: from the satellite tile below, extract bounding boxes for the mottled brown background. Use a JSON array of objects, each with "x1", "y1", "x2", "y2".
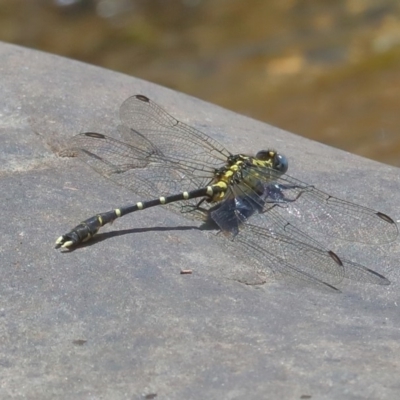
[{"x1": 2, "y1": 0, "x2": 400, "y2": 165}]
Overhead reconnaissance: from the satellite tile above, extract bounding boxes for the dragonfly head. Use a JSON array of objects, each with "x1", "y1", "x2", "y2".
[{"x1": 255, "y1": 150, "x2": 288, "y2": 174}]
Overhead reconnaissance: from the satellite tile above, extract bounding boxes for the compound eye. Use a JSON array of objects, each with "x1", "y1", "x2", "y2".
[
  {"x1": 275, "y1": 153, "x2": 288, "y2": 173},
  {"x1": 256, "y1": 150, "x2": 288, "y2": 173},
  {"x1": 256, "y1": 150, "x2": 275, "y2": 161}
]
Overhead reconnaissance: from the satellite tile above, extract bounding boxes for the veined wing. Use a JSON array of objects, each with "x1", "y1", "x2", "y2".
[
  {"x1": 119, "y1": 94, "x2": 231, "y2": 167},
  {"x1": 60, "y1": 131, "x2": 216, "y2": 221},
  {"x1": 211, "y1": 178, "x2": 390, "y2": 286},
  {"x1": 243, "y1": 164, "x2": 398, "y2": 245}
]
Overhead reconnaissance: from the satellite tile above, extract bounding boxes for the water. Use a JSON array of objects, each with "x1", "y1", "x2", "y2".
[{"x1": 2, "y1": 0, "x2": 400, "y2": 165}]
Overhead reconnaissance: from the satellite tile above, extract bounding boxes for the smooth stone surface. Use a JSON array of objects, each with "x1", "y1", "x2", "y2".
[{"x1": 1, "y1": 41, "x2": 400, "y2": 399}]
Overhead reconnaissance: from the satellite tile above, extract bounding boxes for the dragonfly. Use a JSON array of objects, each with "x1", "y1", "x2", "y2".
[{"x1": 56, "y1": 94, "x2": 398, "y2": 291}]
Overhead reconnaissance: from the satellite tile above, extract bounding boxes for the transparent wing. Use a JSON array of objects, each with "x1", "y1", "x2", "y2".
[
  {"x1": 60, "y1": 131, "x2": 215, "y2": 221},
  {"x1": 233, "y1": 224, "x2": 343, "y2": 291},
  {"x1": 213, "y1": 177, "x2": 390, "y2": 287},
  {"x1": 119, "y1": 94, "x2": 231, "y2": 167},
  {"x1": 262, "y1": 172, "x2": 398, "y2": 245},
  {"x1": 233, "y1": 164, "x2": 398, "y2": 245},
  {"x1": 233, "y1": 223, "x2": 389, "y2": 291},
  {"x1": 242, "y1": 215, "x2": 390, "y2": 286}
]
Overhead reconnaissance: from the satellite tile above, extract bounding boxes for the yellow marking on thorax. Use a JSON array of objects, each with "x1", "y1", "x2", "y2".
[
  {"x1": 219, "y1": 161, "x2": 244, "y2": 183},
  {"x1": 252, "y1": 158, "x2": 274, "y2": 168},
  {"x1": 210, "y1": 160, "x2": 248, "y2": 202}
]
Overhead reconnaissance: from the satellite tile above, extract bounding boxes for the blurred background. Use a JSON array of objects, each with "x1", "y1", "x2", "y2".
[{"x1": 1, "y1": 0, "x2": 400, "y2": 166}]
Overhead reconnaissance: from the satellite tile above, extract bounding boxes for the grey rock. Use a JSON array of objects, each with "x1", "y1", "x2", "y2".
[{"x1": 1, "y1": 41, "x2": 400, "y2": 399}]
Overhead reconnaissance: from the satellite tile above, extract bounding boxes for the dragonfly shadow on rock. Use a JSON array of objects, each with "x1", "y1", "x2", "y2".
[{"x1": 59, "y1": 224, "x2": 204, "y2": 252}]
